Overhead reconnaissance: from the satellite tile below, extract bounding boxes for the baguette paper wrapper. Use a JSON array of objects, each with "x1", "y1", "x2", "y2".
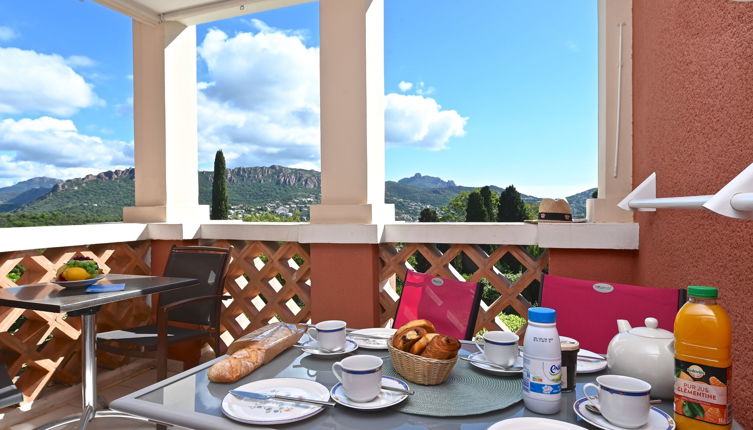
[{"x1": 226, "y1": 322, "x2": 305, "y2": 355}]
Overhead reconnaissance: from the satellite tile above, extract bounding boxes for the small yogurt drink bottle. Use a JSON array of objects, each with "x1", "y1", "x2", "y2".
[{"x1": 523, "y1": 307, "x2": 562, "y2": 414}]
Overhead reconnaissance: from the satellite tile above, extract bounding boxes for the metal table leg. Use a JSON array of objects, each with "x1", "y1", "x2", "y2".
[{"x1": 35, "y1": 308, "x2": 160, "y2": 430}]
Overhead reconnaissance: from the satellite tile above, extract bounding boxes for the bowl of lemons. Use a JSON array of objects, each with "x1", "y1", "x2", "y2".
[{"x1": 53, "y1": 257, "x2": 105, "y2": 288}]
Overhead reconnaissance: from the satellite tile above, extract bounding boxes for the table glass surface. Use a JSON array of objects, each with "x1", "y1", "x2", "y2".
[
  {"x1": 0, "y1": 274, "x2": 198, "y2": 313},
  {"x1": 112, "y1": 343, "x2": 682, "y2": 430}
]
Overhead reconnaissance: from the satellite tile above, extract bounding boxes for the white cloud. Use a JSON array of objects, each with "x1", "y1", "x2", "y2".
[
  {"x1": 196, "y1": 27, "x2": 321, "y2": 169},
  {"x1": 196, "y1": 24, "x2": 468, "y2": 169},
  {"x1": 0, "y1": 47, "x2": 102, "y2": 116},
  {"x1": 66, "y1": 55, "x2": 96, "y2": 68},
  {"x1": 0, "y1": 117, "x2": 132, "y2": 171},
  {"x1": 385, "y1": 93, "x2": 467, "y2": 150},
  {"x1": 565, "y1": 40, "x2": 579, "y2": 52},
  {"x1": 0, "y1": 26, "x2": 17, "y2": 42}
]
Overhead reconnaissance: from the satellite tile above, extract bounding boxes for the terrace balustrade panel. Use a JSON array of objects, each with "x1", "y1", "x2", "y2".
[
  {"x1": 379, "y1": 243, "x2": 549, "y2": 335},
  {"x1": 0, "y1": 236, "x2": 546, "y2": 406},
  {"x1": 0, "y1": 241, "x2": 151, "y2": 404}
]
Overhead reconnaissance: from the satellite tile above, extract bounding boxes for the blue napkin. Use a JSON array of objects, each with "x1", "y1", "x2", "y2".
[{"x1": 86, "y1": 283, "x2": 125, "y2": 293}]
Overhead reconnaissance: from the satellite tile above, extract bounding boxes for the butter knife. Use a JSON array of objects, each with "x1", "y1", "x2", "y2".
[{"x1": 229, "y1": 390, "x2": 335, "y2": 407}]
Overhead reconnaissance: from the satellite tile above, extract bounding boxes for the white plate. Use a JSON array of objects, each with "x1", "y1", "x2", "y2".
[
  {"x1": 577, "y1": 348, "x2": 608, "y2": 374},
  {"x1": 348, "y1": 328, "x2": 396, "y2": 350},
  {"x1": 52, "y1": 276, "x2": 105, "y2": 289},
  {"x1": 221, "y1": 378, "x2": 330, "y2": 425},
  {"x1": 330, "y1": 376, "x2": 410, "y2": 410},
  {"x1": 300, "y1": 339, "x2": 359, "y2": 356},
  {"x1": 573, "y1": 397, "x2": 676, "y2": 430},
  {"x1": 489, "y1": 417, "x2": 584, "y2": 429},
  {"x1": 465, "y1": 351, "x2": 523, "y2": 376}
]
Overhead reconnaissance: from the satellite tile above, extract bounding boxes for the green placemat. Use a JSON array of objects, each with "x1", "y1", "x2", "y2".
[{"x1": 383, "y1": 357, "x2": 523, "y2": 417}]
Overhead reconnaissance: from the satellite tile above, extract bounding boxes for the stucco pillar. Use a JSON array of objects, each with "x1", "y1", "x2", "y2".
[
  {"x1": 123, "y1": 21, "x2": 209, "y2": 223},
  {"x1": 309, "y1": 0, "x2": 387, "y2": 328},
  {"x1": 588, "y1": 0, "x2": 634, "y2": 223},
  {"x1": 309, "y1": 0, "x2": 394, "y2": 224}
]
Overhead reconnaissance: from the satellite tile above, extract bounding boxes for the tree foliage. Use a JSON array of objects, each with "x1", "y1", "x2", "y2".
[
  {"x1": 210, "y1": 150, "x2": 229, "y2": 220},
  {"x1": 480, "y1": 186, "x2": 495, "y2": 221},
  {"x1": 497, "y1": 185, "x2": 529, "y2": 222},
  {"x1": 419, "y1": 208, "x2": 439, "y2": 223},
  {"x1": 465, "y1": 191, "x2": 489, "y2": 222}
]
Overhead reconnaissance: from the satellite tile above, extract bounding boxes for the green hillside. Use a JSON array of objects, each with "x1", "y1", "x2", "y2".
[{"x1": 3, "y1": 167, "x2": 595, "y2": 226}]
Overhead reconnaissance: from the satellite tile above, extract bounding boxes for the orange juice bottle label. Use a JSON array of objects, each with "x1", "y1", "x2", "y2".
[{"x1": 674, "y1": 359, "x2": 731, "y2": 425}]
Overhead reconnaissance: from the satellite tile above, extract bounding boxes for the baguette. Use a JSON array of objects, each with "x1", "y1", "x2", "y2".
[{"x1": 208, "y1": 323, "x2": 304, "y2": 383}]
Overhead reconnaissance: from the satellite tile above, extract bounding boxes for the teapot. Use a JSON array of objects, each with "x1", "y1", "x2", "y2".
[{"x1": 606, "y1": 317, "x2": 675, "y2": 399}]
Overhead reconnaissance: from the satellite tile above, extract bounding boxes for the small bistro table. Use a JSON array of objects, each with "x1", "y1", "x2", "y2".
[
  {"x1": 109, "y1": 340, "x2": 745, "y2": 429},
  {"x1": 0, "y1": 274, "x2": 199, "y2": 430}
]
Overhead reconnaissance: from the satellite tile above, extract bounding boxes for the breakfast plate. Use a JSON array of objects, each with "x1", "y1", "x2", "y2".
[
  {"x1": 488, "y1": 417, "x2": 584, "y2": 429},
  {"x1": 330, "y1": 376, "x2": 409, "y2": 410},
  {"x1": 347, "y1": 328, "x2": 396, "y2": 350},
  {"x1": 222, "y1": 378, "x2": 330, "y2": 425}
]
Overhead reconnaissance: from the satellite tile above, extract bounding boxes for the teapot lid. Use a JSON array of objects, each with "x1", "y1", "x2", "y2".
[{"x1": 629, "y1": 317, "x2": 673, "y2": 339}]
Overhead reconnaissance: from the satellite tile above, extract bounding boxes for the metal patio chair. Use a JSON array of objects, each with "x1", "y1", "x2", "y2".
[{"x1": 97, "y1": 245, "x2": 232, "y2": 381}]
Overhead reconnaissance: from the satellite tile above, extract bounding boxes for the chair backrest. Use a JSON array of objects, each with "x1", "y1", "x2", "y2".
[
  {"x1": 0, "y1": 364, "x2": 22, "y2": 408},
  {"x1": 158, "y1": 245, "x2": 232, "y2": 328},
  {"x1": 393, "y1": 270, "x2": 482, "y2": 340},
  {"x1": 540, "y1": 274, "x2": 686, "y2": 354}
]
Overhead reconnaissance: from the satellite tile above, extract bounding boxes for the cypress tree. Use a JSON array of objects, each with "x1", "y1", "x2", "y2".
[
  {"x1": 419, "y1": 208, "x2": 439, "y2": 223},
  {"x1": 497, "y1": 185, "x2": 528, "y2": 222},
  {"x1": 210, "y1": 150, "x2": 229, "y2": 220},
  {"x1": 465, "y1": 191, "x2": 488, "y2": 222},
  {"x1": 480, "y1": 186, "x2": 494, "y2": 221},
  {"x1": 415, "y1": 208, "x2": 439, "y2": 273}
]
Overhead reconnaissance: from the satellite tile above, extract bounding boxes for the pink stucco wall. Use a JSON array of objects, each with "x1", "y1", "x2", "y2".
[{"x1": 551, "y1": 1, "x2": 753, "y2": 427}]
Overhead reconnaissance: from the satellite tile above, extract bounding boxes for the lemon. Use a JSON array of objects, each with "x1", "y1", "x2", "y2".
[{"x1": 63, "y1": 267, "x2": 90, "y2": 281}]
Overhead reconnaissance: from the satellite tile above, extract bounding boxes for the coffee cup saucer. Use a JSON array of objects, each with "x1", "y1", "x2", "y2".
[
  {"x1": 465, "y1": 351, "x2": 523, "y2": 376},
  {"x1": 299, "y1": 339, "x2": 358, "y2": 357},
  {"x1": 573, "y1": 397, "x2": 676, "y2": 430},
  {"x1": 330, "y1": 376, "x2": 410, "y2": 410}
]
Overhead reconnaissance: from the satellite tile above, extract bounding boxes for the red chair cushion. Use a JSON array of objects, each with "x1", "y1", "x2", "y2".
[
  {"x1": 394, "y1": 271, "x2": 479, "y2": 340},
  {"x1": 540, "y1": 274, "x2": 682, "y2": 354}
]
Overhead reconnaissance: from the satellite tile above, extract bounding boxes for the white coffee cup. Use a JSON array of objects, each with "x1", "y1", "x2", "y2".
[
  {"x1": 583, "y1": 375, "x2": 652, "y2": 428},
  {"x1": 332, "y1": 355, "x2": 383, "y2": 402},
  {"x1": 307, "y1": 320, "x2": 346, "y2": 350},
  {"x1": 483, "y1": 331, "x2": 519, "y2": 367}
]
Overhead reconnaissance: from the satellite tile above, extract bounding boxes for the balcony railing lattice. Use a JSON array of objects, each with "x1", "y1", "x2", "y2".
[
  {"x1": 0, "y1": 242, "x2": 151, "y2": 404},
  {"x1": 379, "y1": 243, "x2": 549, "y2": 335}
]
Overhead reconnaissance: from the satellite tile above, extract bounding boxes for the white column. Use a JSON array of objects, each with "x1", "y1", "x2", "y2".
[
  {"x1": 588, "y1": 0, "x2": 633, "y2": 223},
  {"x1": 123, "y1": 21, "x2": 209, "y2": 223},
  {"x1": 310, "y1": 0, "x2": 395, "y2": 224}
]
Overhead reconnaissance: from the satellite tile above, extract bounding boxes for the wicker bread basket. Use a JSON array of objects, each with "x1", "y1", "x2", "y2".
[{"x1": 387, "y1": 337, "x2": 458, "y2": 385}]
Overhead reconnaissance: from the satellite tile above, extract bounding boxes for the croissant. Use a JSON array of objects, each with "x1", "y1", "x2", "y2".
[
  {"x1": 395, "y1": 319, "x2": 436, "y2": 334},
  {"x1": 420, "y1": 335, "x2": 461, "y2": 360},
  {"x1": 392, "y1": 327, "x2": 428, "y2": 351},
  {"x1": 409, "y1": 333, "x2": 439, "y2": 355}
]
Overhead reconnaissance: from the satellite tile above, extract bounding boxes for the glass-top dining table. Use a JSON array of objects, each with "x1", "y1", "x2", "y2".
[{"x1": 108, "y1": 339, "x2": 745, "y2": 430}]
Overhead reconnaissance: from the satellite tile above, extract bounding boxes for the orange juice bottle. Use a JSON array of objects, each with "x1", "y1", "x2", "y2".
[{"x1": 674, "y1": 286, "x2": 732, "y2": 429}]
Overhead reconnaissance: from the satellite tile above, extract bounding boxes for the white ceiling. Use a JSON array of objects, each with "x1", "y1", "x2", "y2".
[{"x1": 91, "y1": 0, "x2": 315, "y2": 26}]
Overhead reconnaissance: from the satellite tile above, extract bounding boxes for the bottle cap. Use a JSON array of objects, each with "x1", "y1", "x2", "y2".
[
  {"x1": 688, "y1": 286, "x2": 718, "y2": 299},
  {"x1": 528, "y1": 307, "x2": 556, "y2": 323}
]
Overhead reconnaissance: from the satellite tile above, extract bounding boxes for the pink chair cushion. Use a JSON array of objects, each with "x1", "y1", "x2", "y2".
[
  {"x1": 394, "y1": 271, "x2": 479, "y2": 340},
  {"x1": 540, "y1": 274, "x2": 682, "y2": 354}
]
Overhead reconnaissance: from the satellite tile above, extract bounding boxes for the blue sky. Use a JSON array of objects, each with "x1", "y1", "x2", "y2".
[{"x1": 0, "y1": 0, "x2": 597, "y2": 197}]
